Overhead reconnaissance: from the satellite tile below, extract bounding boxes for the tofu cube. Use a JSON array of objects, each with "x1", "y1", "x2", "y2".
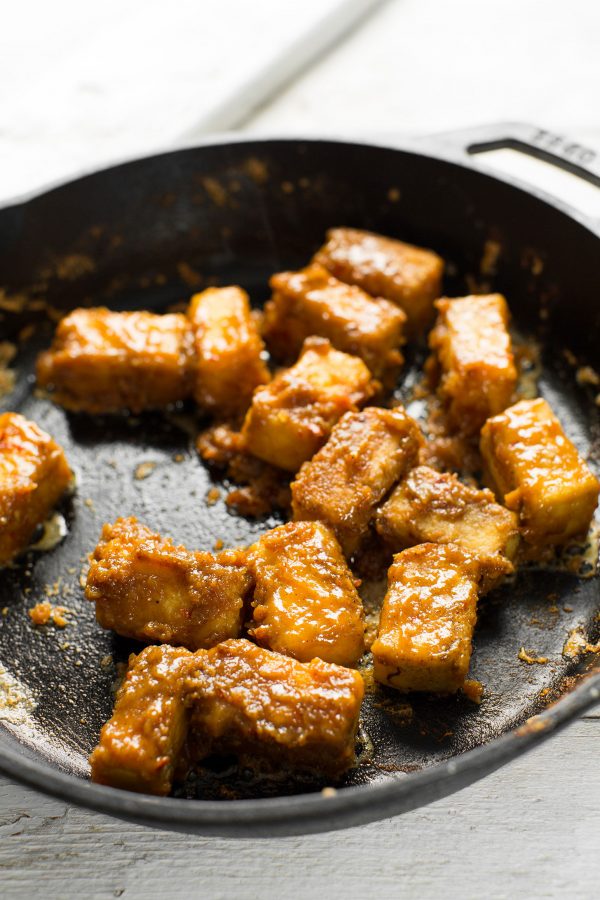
[
  {"x1": 0, "y1": 412, "x2": 73, "y2": 564},
  {"x1": 36, "y1": 307, "x2": 193, "y2": 414},
  {"x1": 371, "y1": 543, "x2": 481, "y2": 693},
  {"x1": 376, "y1": 465, "x2": 519, "y2": 591},
  {"x1": 292, "y1": 406, "x2": 423, "y2": 557},
  {"x1": 188, "y1": 286, "x2": 270, "y2": 418},
  {"x1": 480, "y1": 398, "x2": 600, "y2": 546},
  {"x1": 247, "y1": 521, "x2": 365, "y2": 667},
  {"x1": 90, "y1": 645, "x2": 192, "y2": 795},
  {"x1": 313, "y1": 227, "x2": 444, "y2": 334},
  {"x1": 85, "y1": 517, "x2": 252, "y2": 649},
  {"x1": 428, "y1": 294, "x2": 517, "y2": 435},
  {"x1": 241, "y1": 337, "x2": 375, "y2": 472},
  {"x1": 186, "y1": 639, "x2": 364, "y2": 777},
  {"x1": 263, "y1": 263, "x2": 406, "y2": 379}
]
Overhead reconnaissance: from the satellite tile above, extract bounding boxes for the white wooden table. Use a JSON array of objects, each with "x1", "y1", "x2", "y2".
[{"x1": 2, "y1": 2, "x2": 600, "y2": 896}]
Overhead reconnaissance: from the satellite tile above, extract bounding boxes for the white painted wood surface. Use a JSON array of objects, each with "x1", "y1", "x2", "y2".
[
  {"x1": 0, "y1": 0, "x2": 382, "y2": 202},
  {"x1": 1, "y1": 1, "x2": 600, "y2": 896},
  {"x1": 247, "y1": 0, "x2": 600, "y2": 144},
  {"x1": 1, "y1": 718, "x2": 599, "y2": 898}
]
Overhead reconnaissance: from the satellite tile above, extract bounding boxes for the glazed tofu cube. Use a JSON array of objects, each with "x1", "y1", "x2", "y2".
[
  {"x1": 428, "y1": 294, "x2": 517, "y2": 435},
  {"x1": 90, "y1": 645, "x2": 192, "y2": 795},
  {"x1": 36, "y1": 307, "x2": 193, "y2": 414},
  {"x1": 247, "y1": 521, "x2": 365, "y2": 666},
  {"x1": 292, "y1": 406, "x2": 423, "y2": 557},
  {"x1": 313, "y1": 227, "x2": 443, "y2": 334},
  {"x1": 186, "y1": 639, "x2": 364, "y2": 776},
  {"x1": 85, "y1": 517, "x2": 252, "y2": 649},
  {"x1": 371, "y1": 543, "x2": 481, "y2": 693},
  {"x1": 241, "y1": 337, "x2": 375, "y2": 472},
  {"x1": 480, "y1": 398, "x2": 600, "y2": 546},
  {"x1": 376, "y1": 465, "x2": 519, "y2": 591},
  {"x1": 263, "y1": 264, "x2": 406, "y2": 379},
  {"x1": 188, "y1": 286, "x2": 270, "y2": 418},
  {"x1": 0, "y1": 412, "x2": 73, "y2": 565}
]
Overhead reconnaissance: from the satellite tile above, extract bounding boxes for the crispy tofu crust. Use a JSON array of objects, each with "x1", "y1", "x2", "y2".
[
  {"x1": 313, "y1": 227, "x2": 443, "y2": 334},
  {"x1": 247, "y1": 521, "x2": 365, "y2": 666},
  {"x1": 0, "y1": 412, "x2": 72, "y2": 564},
  {"x1": 263, "y1": 264, "x2": 406, "y2": 379},
  {"x1": 90, "y1": 645, "x2": 192, "y2": 795},
  {"x1": 376, "y1": 465, "x2": 518, "y2": 591},
  {"x1": 85, "y1": 517, "x2": 252, "y2": 649},
  {"x1": 480, "y1": 398, "x2": 600, "y2": 546},
  {"x1": 36, "y1": 307, "x2": 193, "y2": 414},
  {"x1": 91, "y1": 639, "x2": 364, "y2": 793},
  {"x1": 371, "y1": 543, "x2": 481, "y2": 693},
  {"x1": 186, "y1": 639, "x2": 364, "y2": 777},
  {"x1": 428, "y1": 294, "x2": 517, "y2": 435},
  {"x1": 241, "y1": 337, "x2": 375, "y2": 472},
  {"x1": 291, "y1": 406, "x2": 423, "y2": 557},
  {"x1": 188, "y1": 286, "x2": 270, "y2": 417}
]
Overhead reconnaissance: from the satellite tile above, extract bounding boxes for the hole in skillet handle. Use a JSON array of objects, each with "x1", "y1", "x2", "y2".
[{"x1": 464, "y1": 122, "x2": 600, "y2": 222}]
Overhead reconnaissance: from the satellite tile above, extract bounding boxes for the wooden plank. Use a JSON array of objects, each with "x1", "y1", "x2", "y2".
[
  {"x1": 0, "y1": 0, "x2": 383, "y2": 202},
  {"x1": 1, "y1": 718, "x2": 599, "y2": 898},
  {"x1": 247, "y1": 0, "x2": 600, "y2": 150},
  {"x1": 244, "y1": 0, "x2": 600, "y2": 219}
]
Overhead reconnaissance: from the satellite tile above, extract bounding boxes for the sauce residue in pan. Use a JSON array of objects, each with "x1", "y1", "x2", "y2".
[
  {"x1": 29, "y1": 511, "x2": 69, "y2": 554},
  {"x1": 0, "y1": 663, "x2": 37, "y2": 727}
]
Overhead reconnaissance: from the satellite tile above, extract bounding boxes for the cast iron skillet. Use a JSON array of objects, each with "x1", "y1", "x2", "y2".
[{"x1": 0, "y1": 123, "x2": 599, "y2": 837}]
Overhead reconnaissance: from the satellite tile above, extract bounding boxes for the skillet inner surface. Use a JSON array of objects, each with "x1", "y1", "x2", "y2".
[{"x1": 0, "y1": 140, "x2": 598, "y2": 800}]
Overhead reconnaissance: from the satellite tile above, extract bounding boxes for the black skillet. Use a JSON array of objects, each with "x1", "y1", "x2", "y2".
[{"x1": 0, "y1": 123, "x2": 599, "y2": 837}]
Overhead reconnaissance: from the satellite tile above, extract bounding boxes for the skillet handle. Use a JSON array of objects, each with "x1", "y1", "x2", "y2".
[{"x1": 430, "y1": 121, "x2": 600, "y2": 187}]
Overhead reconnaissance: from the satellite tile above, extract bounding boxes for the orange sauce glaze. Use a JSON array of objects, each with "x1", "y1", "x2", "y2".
[
  {"x1": 0, "y1": 412, "x2": 72, "y2": 564},
  {"x1": 248, "y1": 521, "x2": 365, "y2": 667},
  {"x1": 372, "y1": 543, "x2": 480, "y2": 693},
  {"x1": 313, "y1": 227, "x2": 443, "y2": 335}
]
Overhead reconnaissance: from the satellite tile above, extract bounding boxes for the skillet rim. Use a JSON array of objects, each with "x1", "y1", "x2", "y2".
[
  {"x1": 1, "y1": 129, "x2": 599, "y2": 236},
  {"x1": 0, "y1": 669, "x2": 598, "y2": 836},
  {"x1": 0, "y1": 133, "x2": 599, "y2": 836}
]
